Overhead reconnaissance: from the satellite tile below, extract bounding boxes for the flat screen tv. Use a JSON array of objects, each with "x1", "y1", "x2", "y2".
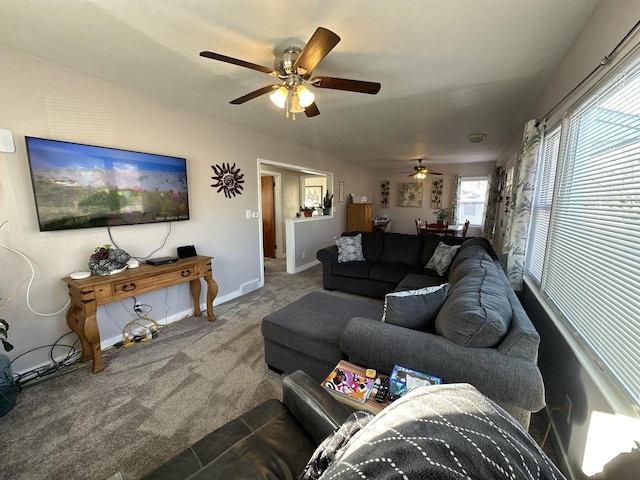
[{"x1": 25, "y1": 137, "x2": 190, "y2": 231}]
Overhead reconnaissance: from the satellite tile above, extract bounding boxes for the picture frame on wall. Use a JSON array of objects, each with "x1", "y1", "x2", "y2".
[
  {"x1": 397, "y1": 183, "x2": 423, "y2": 207},
  {"x1": 339, "y1": 181, "x2": 345, "y2": 202},
  {"x1": 304, "y1": 186, "x2": 323, "y2": 206}
]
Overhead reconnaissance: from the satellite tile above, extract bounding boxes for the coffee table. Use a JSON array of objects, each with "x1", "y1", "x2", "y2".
[{"x1": 323, "y1": 360, "x2": 390, "y2": 414}]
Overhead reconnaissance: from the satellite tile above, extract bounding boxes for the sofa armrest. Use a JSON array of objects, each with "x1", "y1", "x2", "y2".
[
  {"x1": 282, "y1": 370, "x2": 352, "y2": 445},
  {"x1": 340, "y1": 318, "x2": 545, "y2": 413},
  {"x1": 316, "y1": 245, "x2": 338, "y2": 264}
]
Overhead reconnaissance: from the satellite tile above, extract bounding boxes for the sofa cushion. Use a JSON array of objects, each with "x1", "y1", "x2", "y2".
[
  {"x1": 332, "y1": 260, "x2": 374, "y2": 279},
  {"x1": 435, "y1": 252, "x2": 512, "y2": 347},
  {"x1": 342, "y1": 231, "x2": 384, "y2": 262},
  {"x1": 262, "y1": 292, "x2": 384, "y2": 364},
  {"x1": 448, "y1": 237, "x2": 497, "y2": 285},
  {"x1": 335, "y1": 234, "x2": 365, "y2": 263},
  {"x1": 368, "y1": 263, "x2": 417, "y2": 284},
  {"x1": 395, "y1": 273, "x2": 446, "y2": 291},
  {"x1": 425, "y1": 241, "x2": 461, "y2": 276},
  {"x1": 380, "y1": 233, "x2": 423, "y2": 265},
  {"x1": 382, "y1": 283, "x2": 449, "y2": 332}
]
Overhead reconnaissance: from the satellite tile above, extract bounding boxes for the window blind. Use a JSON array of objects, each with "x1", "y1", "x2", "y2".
[
  {"x1": 542, "y1": 59, "x2": 640, "y2": 407},
  {"x1": 527, "y1": 126, "x2": 561, "y2": 282}
]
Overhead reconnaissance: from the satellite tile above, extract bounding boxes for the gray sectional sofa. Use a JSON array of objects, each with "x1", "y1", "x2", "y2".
[{"x1": 262, "y1": 233, "x2": 545, "y2": 428}]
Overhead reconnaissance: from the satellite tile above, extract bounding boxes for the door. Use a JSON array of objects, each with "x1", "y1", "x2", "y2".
[{"x1": 261, "y1": 175, "x2": 276, "y2": 258}]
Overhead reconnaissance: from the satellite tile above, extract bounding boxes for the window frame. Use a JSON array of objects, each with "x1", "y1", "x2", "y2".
[
  {"x1": 455, "y1": 176, "x2": 489, "y2": 226},
  {"x1": 523, "y1": 44, "x2": 640, "y2": 415}
]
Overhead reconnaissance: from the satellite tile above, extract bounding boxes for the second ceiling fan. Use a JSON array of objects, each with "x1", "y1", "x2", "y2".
[
  {"x1": 200, "y1": 27, "x2": 381, "y2": 119},
  {"x1": 407, "y1": 159, "x2": 442, "y2": 179}
]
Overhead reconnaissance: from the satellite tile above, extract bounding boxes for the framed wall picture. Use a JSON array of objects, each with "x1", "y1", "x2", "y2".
[
  {"x1": 380, "y1": 180, "x2": 390, "y2": 208},
  {"x1": 430, "y1": 178, "x2": 443, "y2": 208},
  {"x1": 339, "y1": 181, "x2": 345, "y2": 202},
  {"x1": 397, "y1": 183, "x2": 423, "y2": 207},
  {"x1": 304, "y1": 186, "x2": 323, "y2": 206}
]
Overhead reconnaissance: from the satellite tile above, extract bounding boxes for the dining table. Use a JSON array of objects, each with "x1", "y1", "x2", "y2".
[{"x1": 419, "y1": 224, "x2": 463, "y2": 235}]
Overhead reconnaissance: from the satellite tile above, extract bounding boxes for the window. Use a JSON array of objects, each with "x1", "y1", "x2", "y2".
[
  {"x1": 526, "y1": 52, "x2": 640, "y2": 409},
  {"x1": 526, "y1": 126, "x2": 561, "y2": 283},
  {"x1": 456, "y1": 177, "x2": 488, "y2": 225}
]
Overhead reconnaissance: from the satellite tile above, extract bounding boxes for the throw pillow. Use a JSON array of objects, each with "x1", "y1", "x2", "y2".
[
  {"x1": 335, "y1": 234, "x2": 365, "y2": 263},
  {"x1": 425, "y1": 241, "x2": 461, "y2": 276},
  {"x1": 382, "y1": 283, "x2": 449, "y2": 331}
]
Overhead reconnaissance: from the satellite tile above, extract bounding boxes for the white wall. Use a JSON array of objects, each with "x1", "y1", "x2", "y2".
[
  {"x1": 0, "y1": 44, "x2": 373, "y2": 373},
  {"x1": 495, "y1": 1, "x2": 640, "y2": 477},
  {"x1": 371, "y1": 161, "x2": 495, "y2": 235}
]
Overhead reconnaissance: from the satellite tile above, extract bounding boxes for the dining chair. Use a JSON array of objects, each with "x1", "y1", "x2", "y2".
[{"x1": 459, "y1": 220, "x2": 470, "y2": 237}]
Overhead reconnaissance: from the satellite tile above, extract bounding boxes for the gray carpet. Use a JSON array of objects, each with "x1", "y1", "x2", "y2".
[
  {"x1": 0, "y1": 258, "x2": 558, "y2": 479},
  {"x1": 0, "y1": 258, "x2": 325, "y2": 479}
]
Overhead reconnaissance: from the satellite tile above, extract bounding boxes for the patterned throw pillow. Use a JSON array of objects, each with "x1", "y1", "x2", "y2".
[
  {"x1": 425, "y1": 242, "x2": 461, "y2": 276},
  {"x1": 381, "y1": 284, "x2": 449, "y2": 331},
  {"x1": 335, "y1": 234, "x2": 365, "y2": 263}
]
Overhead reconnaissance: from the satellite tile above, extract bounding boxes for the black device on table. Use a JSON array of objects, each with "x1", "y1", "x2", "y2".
[{"x1": 374, "y1": 377, "x2": 389, "y2": 402}]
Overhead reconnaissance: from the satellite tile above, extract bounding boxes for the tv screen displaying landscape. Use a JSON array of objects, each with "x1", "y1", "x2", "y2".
[{"x1": 25, "y1": 137, "x2": 190, "y2": 231}]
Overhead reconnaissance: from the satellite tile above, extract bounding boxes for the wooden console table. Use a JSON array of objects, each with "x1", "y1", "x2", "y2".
[{"x1": 62, "y1": 255, "x2": 218, "y2": 374}]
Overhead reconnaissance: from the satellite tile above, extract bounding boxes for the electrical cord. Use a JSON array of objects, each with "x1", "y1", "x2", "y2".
[
  {"x1": 0, "y1": 239, "x2": 70, "y2": 316},
  {"x1": 107, "y1": 223, "x2": 172, "y2": 261},
  {"x1": 540, "y1": 406, "x2": 566, "y2": 449}
]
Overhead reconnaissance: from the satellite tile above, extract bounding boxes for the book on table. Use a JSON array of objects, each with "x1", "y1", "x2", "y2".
[
  {"x1": 323, "y1": 363, "x2": 376, "y2": 403},
  {"x1": 388, "y1": 364, "x2": 443, "y2": 401}
]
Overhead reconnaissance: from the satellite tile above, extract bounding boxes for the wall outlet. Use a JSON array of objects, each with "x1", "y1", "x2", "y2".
[
  {"x1": 564, "y1": 394, "x2": 572, "y2": 424},
  {"x1": 302, "y1": 251, "x2": 306, "y2": 259}
]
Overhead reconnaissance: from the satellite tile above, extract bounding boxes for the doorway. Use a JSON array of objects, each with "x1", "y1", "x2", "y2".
[{"x1": 261, "y1": 175, "x2": 276, "y2": 258}]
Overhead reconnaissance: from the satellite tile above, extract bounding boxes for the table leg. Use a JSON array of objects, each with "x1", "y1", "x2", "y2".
[
  {"x1": 190, "y1": 278, "x2": 203, "y2": 317},
  {"x1": 66, "y1": 305, "x2": 104, "y2": 374},
  {"x1": 204, "y1": 275, "x2": 218, "y2": 322}
]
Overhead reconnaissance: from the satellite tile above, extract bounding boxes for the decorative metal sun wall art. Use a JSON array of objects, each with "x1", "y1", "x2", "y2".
[{"x1": 211, "y1": 163, "x2": 245, "y2": 198}]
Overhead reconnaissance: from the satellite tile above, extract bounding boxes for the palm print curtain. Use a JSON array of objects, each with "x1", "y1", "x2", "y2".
[
  {"x1": 451, "y1": 175, "x2": 461, "y2": 224},
  {"x1": 482, "y1": 166, "x2": 502, "y2": 239},
  {"x1": 501, "y1": 119, "x2": 544, "y2": 291}
]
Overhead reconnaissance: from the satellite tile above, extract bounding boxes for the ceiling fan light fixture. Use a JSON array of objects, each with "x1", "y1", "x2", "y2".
[
  {"x1": 269, "y1": 86, "x2": 288, "y2": 108},
  {"x1": 289, "y1": 94, "x2": 305, "y2": 114},
  {"x1": 467, "y1": 133, "x2": 486, "y2": 144},
  {"x1": 296, "y1": 84, "x2": 315, "y2": 107},
  {"x1": 415, "y1": 171, "x2": 426, "y2": 180}
]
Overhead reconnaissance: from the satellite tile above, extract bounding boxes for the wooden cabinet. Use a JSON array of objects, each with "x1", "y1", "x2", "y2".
[{"x1": 347, "y1": 203, "x2": 373, "y2": 232}]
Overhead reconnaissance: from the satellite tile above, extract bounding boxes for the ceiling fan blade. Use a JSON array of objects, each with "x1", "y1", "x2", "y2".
[
  {"x1": 304, "y1": 102, "x2": 320, "y2": 117},
  {"x1": 293, "y1": 27, "x2": 340, "y2": 77},
  {"x1": 230, "y1": 85, "x2": 280, "y2": 105},
  {"x1": 311, "y1": 76, "x2": 381, "y2": 94},
  {"x1": 407, "y1": 170, "x2": 442, "y2": 177},
  {"x1": 200, "y1": 51, "x2": 279, "y2": 76}
]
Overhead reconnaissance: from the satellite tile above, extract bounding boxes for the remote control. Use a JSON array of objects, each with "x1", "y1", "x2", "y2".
[{"x1": 374, "y1": 377, "x2": 389, "y2": 402}]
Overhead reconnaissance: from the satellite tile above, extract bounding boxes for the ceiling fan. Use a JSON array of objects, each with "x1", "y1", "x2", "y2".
[
  {"x1": 199, "y1": 27, "x2": 381, "y2": 119},
  {"x1": 407, "y1": 159, "x2": 442, "y2": 179}
]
